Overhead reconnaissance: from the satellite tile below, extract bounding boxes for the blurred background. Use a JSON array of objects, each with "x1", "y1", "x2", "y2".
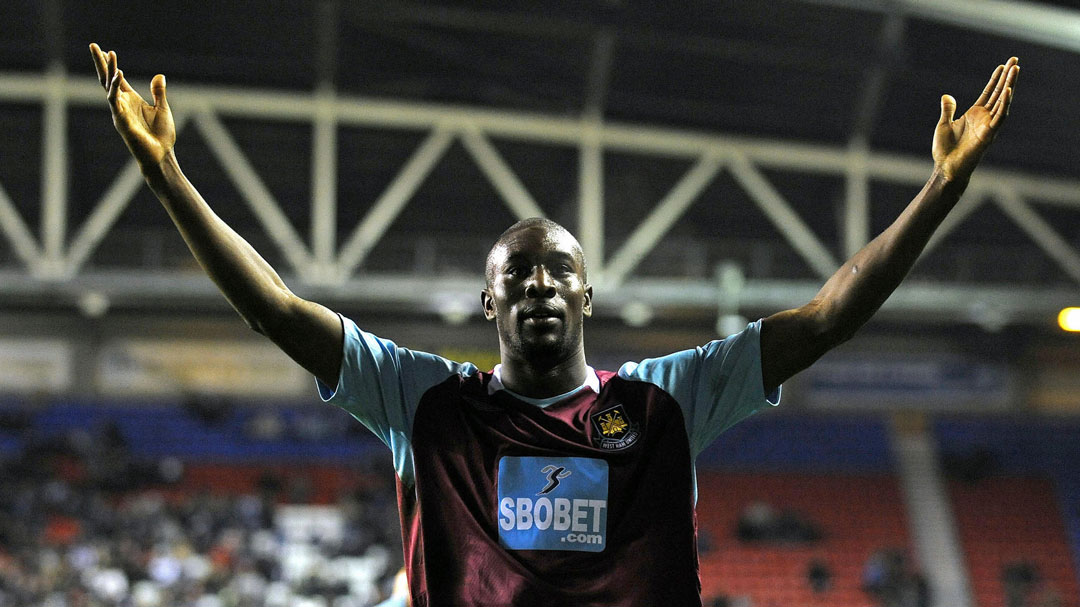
[{"x1": 1, "y1": 0, "x2": 1080, "y2": 606}]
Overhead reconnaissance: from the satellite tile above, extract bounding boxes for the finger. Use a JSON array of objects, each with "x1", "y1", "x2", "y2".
[
  {"x1": 990, "y1": 64, "x2": 1019, "y2": 125},
  {"x1": 106, "y1": 50, "x2": 117, "y2": 90},
  {"x1": 989, "y1": 88, "x2": 1012, "y2": 130},
  {"x1": 938, "y1": 94, "x2": 957, "y2": 127},
  {"x1": 974, "y1": 65, "x2": 1003, "y2": 107},
  {"x1": 107, "y1": 68, "x2": 121, "y2": 104},
  {"x1": 1004, "y1": 66, "x2": 1018, "y2": 115},
  {"x1": 150, "y1": 74, "x2": 169, "y2": 110},
  {"x1": 985, "y1": 58, "x2": 1018, "y2": 109},
  {"x1": 991, "y1": 83, "x2": 1007, "y2": 116},
  {"x1": 1003, "y1": 63, "x2": 1019, "y2": 100},
  {"x1": 89, "y1": 43, "x2": 107, "y2": 89},
  {"x1": 984, "y1": 65, "x2": 1008, "y2": 109}
]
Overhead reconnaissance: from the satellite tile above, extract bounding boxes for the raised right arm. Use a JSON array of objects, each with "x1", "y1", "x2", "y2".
[{"x1": 90, "y1": 44, "x2": 343, "y2": 387}]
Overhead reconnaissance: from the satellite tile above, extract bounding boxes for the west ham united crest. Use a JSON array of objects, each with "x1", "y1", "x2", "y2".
[{"x1": 590, "y1": 404, "x2": 640, "y2": 450}]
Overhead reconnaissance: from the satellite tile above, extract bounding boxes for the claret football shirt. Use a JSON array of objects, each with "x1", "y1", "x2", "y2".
[{"x1": 318, "y1": 316, "x2": 779, "y2": 607}]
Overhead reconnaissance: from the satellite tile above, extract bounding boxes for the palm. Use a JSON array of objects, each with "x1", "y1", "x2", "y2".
[
  {"x1": 931, "y1": 58, "x2": 1019, "y2": 184},
  {"x1": 113, "y1": 87, "x2": 174, "y2": 163}
]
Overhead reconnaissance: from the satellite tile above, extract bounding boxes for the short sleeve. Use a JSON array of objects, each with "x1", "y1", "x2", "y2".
[
  {"x1": 317, "y1": 315, "x2": 476, "y2": 482},
  {"x1": 617, "y1": 320, "x2": 780, "y2": 457}
]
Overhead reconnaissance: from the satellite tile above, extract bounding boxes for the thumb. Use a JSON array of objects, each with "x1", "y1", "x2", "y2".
[
  {"x1": 150, "y1": 74, "x2": 169, "y2": 110},
  {"x1": 938, "y1": 94, "x2": 956, "y2": 126}
]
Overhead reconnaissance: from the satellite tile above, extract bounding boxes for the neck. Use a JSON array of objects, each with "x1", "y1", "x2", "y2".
[{"x1": 497, "y1": 346, "x2": 588, "y2": 398}]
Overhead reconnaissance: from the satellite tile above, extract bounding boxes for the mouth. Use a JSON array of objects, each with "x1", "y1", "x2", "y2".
[{"x1": 521, "y1": 304, "x2": 563, "y2": 322}]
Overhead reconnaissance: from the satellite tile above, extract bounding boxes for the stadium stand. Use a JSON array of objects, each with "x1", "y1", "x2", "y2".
[
  {"x1": 0, "y1": 401, "x2": 402, "y2": 607},
  {"x1": 694, "y1": 413, "x2": 912, "y2": 606},
  {"x1": 949, "y1": 477, "x2": 1078, "y2": 607},
  {"x1": 6, "y1": 402, "x2": 1080, "y2": 607},
  {"x1": 936, "y1": 417, "x2": 1080, "y2": 607},
  {"x1": 697, "y1": 471, "x2": 913, "y2": 606}
]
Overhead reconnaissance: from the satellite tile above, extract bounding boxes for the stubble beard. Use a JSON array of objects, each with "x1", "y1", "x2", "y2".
[
  {"x1": 522, "y1": 320, "x2": 586, "y2": 370},
  {"x1": 502, "y1": 318, "x2": 576, "y2": 368}
]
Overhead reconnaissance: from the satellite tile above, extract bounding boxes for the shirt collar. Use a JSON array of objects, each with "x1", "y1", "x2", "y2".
[{"x1": 488, "y1": 364, "x2": 599, "y2": 406}]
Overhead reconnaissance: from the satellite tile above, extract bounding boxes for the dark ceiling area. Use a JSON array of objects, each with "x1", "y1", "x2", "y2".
[{"x1": 3, "y1": 0, "x2": 1069, "y2": 172}]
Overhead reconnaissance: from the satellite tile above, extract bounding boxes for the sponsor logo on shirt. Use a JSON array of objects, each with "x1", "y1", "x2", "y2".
[
  {"x1": 497, "y1": 456, "x2": 608, "y2": 552},
  {"x1": 590, "y1": 404, "x2": 640, "y2": 450},
  {"x1": 538, "y1": 465, "x2": 571, "y2": 495}
]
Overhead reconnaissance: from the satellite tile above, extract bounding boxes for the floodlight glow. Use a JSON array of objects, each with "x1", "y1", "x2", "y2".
[{"x1": 1058, "y1": 307, "x2": 1080, "y2": 332}]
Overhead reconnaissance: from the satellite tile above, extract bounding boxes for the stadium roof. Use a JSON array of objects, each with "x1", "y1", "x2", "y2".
[{"x1": 2, "y1": 0, "x2": 1079, "y2": 330}]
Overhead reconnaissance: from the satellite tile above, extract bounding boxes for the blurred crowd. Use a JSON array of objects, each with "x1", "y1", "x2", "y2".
[
  {"x1": 0, "y1": 422, "x2": 402, "y2": 607},
  {"x1": 735, "y1": 500, "x2": 823, "y2": 545},
  {"x1": 861, "y1": 548, "x2": 930, "y2": 607},
  {"x1": 3, "y1": 411, "x2": 1068, "y2": 607}
]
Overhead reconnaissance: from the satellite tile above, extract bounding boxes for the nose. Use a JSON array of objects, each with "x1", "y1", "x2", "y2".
[{"x1": 524, "y1": 265, "x2": 556, "y2": 298}]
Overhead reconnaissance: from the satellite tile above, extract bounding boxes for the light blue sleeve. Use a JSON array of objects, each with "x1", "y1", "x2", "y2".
[
  {"x1": 617, "y1": 320, "x2": 781, "y2": 457},
  {"x1": 317, "y1": 315, "x2": 476, "y2": 484},
  {"x1": 373, "y1": 597, "x2": 408, "y2": 607}
]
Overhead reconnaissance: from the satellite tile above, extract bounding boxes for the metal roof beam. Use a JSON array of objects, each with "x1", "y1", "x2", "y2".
[
  {"x1": 1, "y1": 70, "x2": 1077, "y2": 325},
  {"x1": 336, "y1": 128, "x2": 455, "y2": 279},
  {"x1": 995, "y1": 189, "x2": 1080, "y2": 285},
  {"x1": 3, "y1": 72, "x2": 1080, "y2": 209},
  {"x1": 0, "y1": 181, "x2": 41, "y2": 272},
  {"x1": 459, "y1": 126, "x2": 546, "y2": 221},
  {"x1": 193, "y1": 111, "x2": 313, "y2": 273},
  {"x1": 604, "y1": 154, "x2": 724, "y2": 289},
  {"x1": 578, "y1": 125, "x2": 605, "y2": 279},
  {"x1": 64, "y1": 114, "x2": 191, "y2": 277},
  {"x1": 728, "y1": 154, "x2": 839, "y2": 279},
  {"x1": 1, "y1": 270, "x2": 1073, "y2": 326},
  {"x1": 40, "y1": 63, "x2": 68, "y2": 276}
]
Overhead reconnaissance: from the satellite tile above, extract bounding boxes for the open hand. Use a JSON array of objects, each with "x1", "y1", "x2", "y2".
[
  {"x1": 933, "y1": 57, "x2": 1019, "y2": 185},
  {"x1": 90, "y1": 43, "x2": 175, "y2": 169}
]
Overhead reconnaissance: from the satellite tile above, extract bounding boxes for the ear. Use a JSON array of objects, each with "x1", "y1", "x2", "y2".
[
  {"x1": 583, "y1": 284, "x2": 593, "y2": 318},
  {"x1": 481, "y1": 289, "x2": 497, "y2": 321}
]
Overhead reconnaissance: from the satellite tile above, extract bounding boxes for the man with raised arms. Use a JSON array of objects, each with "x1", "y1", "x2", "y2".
[{"x1": 89, "y1": 43, "x2": 1017, "y2": 606}]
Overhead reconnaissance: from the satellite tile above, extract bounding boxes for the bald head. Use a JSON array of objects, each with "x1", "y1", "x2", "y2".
[{"x1": 485, "y1": 218, "x2": 587, "y2": 288}]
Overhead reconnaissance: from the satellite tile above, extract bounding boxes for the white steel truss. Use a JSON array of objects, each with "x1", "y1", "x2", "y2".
[{"x1": 1, "y1": 70, "x2": 1079, "y2": 326}]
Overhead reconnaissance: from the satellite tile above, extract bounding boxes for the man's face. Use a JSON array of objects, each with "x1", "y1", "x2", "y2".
[{"x1": 482, "y1": 225, "x2": 592, "y2": 362}]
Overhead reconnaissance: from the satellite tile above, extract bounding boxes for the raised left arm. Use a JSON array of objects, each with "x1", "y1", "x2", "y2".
[{"x1": 760, "y1": 57, "x2": 1019, "y2": 395}]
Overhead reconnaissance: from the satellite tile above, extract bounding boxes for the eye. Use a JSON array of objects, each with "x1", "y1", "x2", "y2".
[{"x1": 506, "y1": 265, "x2": 529, "y2": 278}]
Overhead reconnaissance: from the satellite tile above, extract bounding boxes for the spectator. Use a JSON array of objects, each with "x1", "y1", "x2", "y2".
[
  {"x1": 0, "y1": 428, "x2": 402, "y2": 607},
  {"x1": 1002, "y1": 560, "x2": 1039, "y2": 607},
  {"x1": 736, "y1": 500, "x2": 822, "y2": 544},
  {"x1": 807, "y1": 558, "x2": 832, "y2": 594},
  {"x1": 737, "y1": 501, "x2": 777, "y2": 542},
  {"x1": 863, "y1": 548, "x2": 932, "y2": 607},
  {"x1": 246, "y1": 411, "x2": 285, "y2": 442}
]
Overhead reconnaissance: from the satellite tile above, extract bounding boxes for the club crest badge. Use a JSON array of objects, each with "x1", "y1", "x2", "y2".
[{"x1": 590, "y1": 404, "x2": 640, "y2": 450}]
